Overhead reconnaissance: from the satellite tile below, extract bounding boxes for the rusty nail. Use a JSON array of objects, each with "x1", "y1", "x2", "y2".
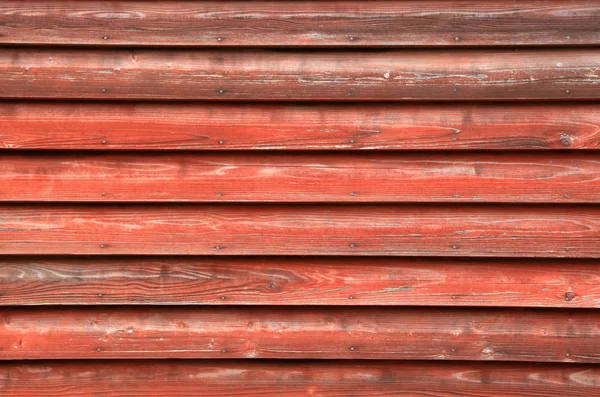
[{"x1": 565, "y1": 291, "x2": 575, "y2": 301}]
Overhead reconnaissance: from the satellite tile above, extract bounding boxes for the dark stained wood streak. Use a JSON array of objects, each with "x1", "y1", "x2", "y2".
[
  {"x1": 1, "y1": 152, "x2": 599, "y2": 203},
  {"x1": 1, "y1": 257, "x2": 598, "y2": 307},
  {"x1": 0, "y1": 49, "x2": 599, "y2": 101},
  {"x1": 1, "y1": 361, "x2": 599, "y2": 397},
  {"x1": 0, "y1": 307, "x2": 599, "y2": 361},
  {"x1": 0, "y1": 205, "x2": 598, "y2": 257},
  {"x1": 1, "y1": 0, "x2": 599, "y2": 47},
  {"x1": 1, "y1": 102, "x2": 599, "y2": 150}
]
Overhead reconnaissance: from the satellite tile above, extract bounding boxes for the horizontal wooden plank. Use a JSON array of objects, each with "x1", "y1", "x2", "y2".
[
  {"x1": 0, "y1": 205, "x2": 598, "y2": 257},
  {"x1": 2, "y1": 152, "x2": 599, "y2": 203},
  {"x1": 2, "y1": 102, "x2": 599, "y2": 150},
  {"x1": 1, "y1": 307, "x2": 598, "y2": 361},
  {"x1": 2, "y1": 361, "x2": 599, "y2": 397},
  {"x1": 1, "y1": 257, "x2": 598, "y2": 307},
  {"x1": 1, "y1": 49, "x2": 598, "y2": 101},
  {"x1": 2, "y1": 1, "x2": 599, "y2": 47}
]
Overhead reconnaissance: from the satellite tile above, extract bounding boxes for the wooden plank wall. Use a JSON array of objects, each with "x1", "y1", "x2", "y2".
[{"x1": 0, "y1": 1, "x2": 599, "y2": 396}]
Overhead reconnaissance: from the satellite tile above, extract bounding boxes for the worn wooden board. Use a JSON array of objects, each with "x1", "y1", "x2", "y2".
[
  {"x1": 0, "y1": 257, "x2": 598, "y2": 307},
  {"x1": 2, "y1": 361, "x2": 599, "y2": 397},
  {"x1": 1, "y1": 0, "x2": 599, "y2": 47},
  {"x1": 2, "y1": 102, "x2": 598, "y2": 150},
  {"x1": 2, "y1": 152, "x2": 599, "y2": 203},
  {"x1": 1, "y1": 49, "x2": 598, "y2": 101},
  {"x1": 1, "y1": 307, "x2": 599, "y2": 361},
  {"x1": 0, "y1": 205, "x2": 598, "y2": 257}
]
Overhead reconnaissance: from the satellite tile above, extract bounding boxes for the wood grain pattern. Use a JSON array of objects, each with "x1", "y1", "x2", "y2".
[
  {"x1": 0, "y1": 205, "x2": 598, "y2": 257},
  {"x1": 1, "y1": 307, "x2": 599, "y2": 361},
  {"x1": 1, "y1": 0, "x2": 599, "y2": 47},
  {"x1": 1, "y1": 257, "x2": 598, "y2": 307},
  {"x1": 2, "y1": 102, "x2": 599, "y2": 150},
  {"x1": 2, "y1": 152, "x2": 599, "y2": 203},
  {"x1": 1, "y1": 49, "x2": 599, "y2": 101},
  {"x1": 2, "y1": 361, "x2": 599, "y2": 397}
]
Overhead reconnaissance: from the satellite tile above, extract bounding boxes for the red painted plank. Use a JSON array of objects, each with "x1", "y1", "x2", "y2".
[
  {"x1": 0, "y1": 205, "x2": 597, "y2": 257},
  {"x1": 0, "y1": 307, "x2": 598, "y2": 361},
  {"x1": 2, "y1": 152, "x2": 599, "y2": 203},
  {"x1": 2, "y1": 361, "x2": 598, "y2": 397},
  {"x1": 2, "y1": 102, "x2": 598, "y2": 150},
  {"x1": 1, "y1": 49, "x2": 598, "y2": 101},
  {"x1": 1, "y1": 257, "x2": 598, "y2": 307},
  {"x1": 2, "y1": 1, "x2": 599, "y2": 47}
]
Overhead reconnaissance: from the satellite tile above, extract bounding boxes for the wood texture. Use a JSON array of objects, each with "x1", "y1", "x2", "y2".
[
  {"x1": 2, "y1": 102, "x2": 599, "y2": 150},
  {"x1": 0, "y1": 205, "x2": 598, "y2": 257},
  {"x1": 2, "y1": 152, "x2": 599, "y2": 203},
  {"x1": 2, "y1": 361, "x2": 599, "y2": 397},
  {"x1": 1, "y1": 307, "x2": 599, "y2": 361},
  {"x1": 1, "y1": 257, "x2": 598, "y2": 307},
  {"x1": 1, "y1": 0, "x2": 599, "y2": 47},
  {"x1": 1, "y1": 49, "x2": 599, "y2": 101}
]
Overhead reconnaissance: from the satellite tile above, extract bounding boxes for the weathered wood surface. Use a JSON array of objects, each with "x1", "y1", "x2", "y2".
[
  {"x1": 2, "y1": 152, "x2": 599, "y2": 203},
  {"x1": 2, "y1": 103, "x2": 598, "y2": 150},
  {"x1": 2, "y1": 361, "x2": 599, "y2": 397},
  {"x1": 0, "y1": 205, "x2": 598, "y2": 257},
  {"x1": 2, "y1": 0, "x2": 599, "y2": 47},
  {"x1": 1, "y1": 49, "x2": 598, "y2": 101},
  {"x1": 1, "y1": 307, "x2": 599, "y2": 361},
  {"x1": 1, "y1": 257, "x2": 598, "y2": 307}
]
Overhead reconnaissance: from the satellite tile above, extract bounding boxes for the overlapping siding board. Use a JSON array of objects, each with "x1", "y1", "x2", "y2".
[{"x1": 0, "y1": 1, "x2": 599, "y2": 396}]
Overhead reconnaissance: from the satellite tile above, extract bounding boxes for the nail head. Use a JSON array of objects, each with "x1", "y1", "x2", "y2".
[{"x1": 565, "y1": 291, "x2": 575, "y2": 301}]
